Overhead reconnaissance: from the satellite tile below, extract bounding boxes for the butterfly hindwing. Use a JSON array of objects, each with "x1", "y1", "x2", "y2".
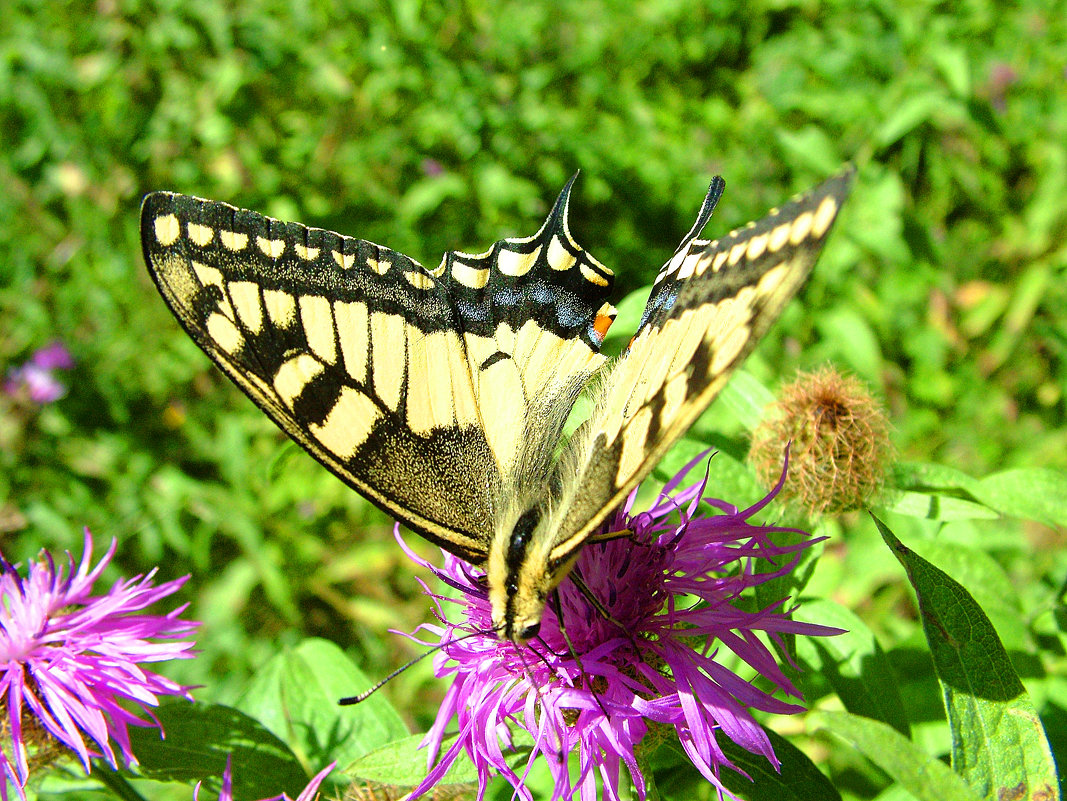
[
  {"x1": 550, "y1": 168, "x2": 855, "y2": 563},
  {"x1": 141, "y1": 185, "x2": 614, "y2": 563}
]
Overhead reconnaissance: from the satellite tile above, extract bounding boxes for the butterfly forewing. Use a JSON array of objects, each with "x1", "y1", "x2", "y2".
[
  {"x1": 550, "y1": 168, "x2": 855, "y2": 564},
  {"x1": 141, "y1": 186, "x2": 615, "y2": 564}
]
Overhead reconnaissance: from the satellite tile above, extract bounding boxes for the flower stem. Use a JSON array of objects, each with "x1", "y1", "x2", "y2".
[{"x1": 90, "y1": 762, "x2": 150, "y2": 801}]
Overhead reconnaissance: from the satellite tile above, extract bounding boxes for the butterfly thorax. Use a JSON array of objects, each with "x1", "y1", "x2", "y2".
[{"x1": 488, "y1": 502, "x2": 581, "y2": 643}]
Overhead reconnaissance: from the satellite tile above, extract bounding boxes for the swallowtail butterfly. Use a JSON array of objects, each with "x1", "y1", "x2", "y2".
[{"x1": 141, "y1": 168, "x2": 852, "y2": 642}]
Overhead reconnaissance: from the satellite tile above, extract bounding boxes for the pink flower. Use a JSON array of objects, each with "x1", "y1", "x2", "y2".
[
  {"x1": 401, "y1": 454, "x2": 841, "y2": 801},
  {"x1": 194, "y1": 756, "x2": 336, "y2": 801},
  {"x1": 3, "y1": 342, "x2": 74, "y2": 404},
  {"x1": 0, "y1": 530, "x2": 197, "y2": 798}
]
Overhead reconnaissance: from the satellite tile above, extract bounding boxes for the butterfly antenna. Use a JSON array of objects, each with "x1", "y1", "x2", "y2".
[{"x1": 338, "y1": 626, "x2": 497, "y2": 706}]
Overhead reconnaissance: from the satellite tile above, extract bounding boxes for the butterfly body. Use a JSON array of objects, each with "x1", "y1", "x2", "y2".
[{"x1": 141, "y1": 168, "x2": 852, "y2": 643}]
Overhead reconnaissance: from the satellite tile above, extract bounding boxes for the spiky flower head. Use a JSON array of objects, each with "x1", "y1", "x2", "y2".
[
  {"x1": 0, "y1": 530, "x2": 197, "y2": 799},
  {"x1": 749, "y1": 366, "x2": 893, "y2": 515},
  {"x1": 399, "y1": 455, "x2": 840, "y2": 801}
]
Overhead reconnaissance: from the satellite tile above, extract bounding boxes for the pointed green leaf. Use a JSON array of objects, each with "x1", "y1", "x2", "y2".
[
  {"x1": 716, "y1": 369, "x2": 775, "y2": 432},
  {"x1": 875, "y1": 91, "x2": 946, "y2": 147},
  {"x1": 125, "y1": 702, "x2": 308, "y2": 800},
  {"x1": 346, "y1": 732, "x2": 476, "y2": 787},
  {"x1": 719, "y1": 727, "x2": 842, "y2": 801},
  {"x1": 872, "y1": 514, "x2": 1060, "y2": 800},
  {"x1": 796, "y1": 599, "x2": 910, "y2": 736},
  {"x1": 975, "y1": 468, "x2": 1067, "y2": 529},
  {"x1": 909, "y1": 539, "x2": 1029, "y2": 652},
  {"x1": 348, "y1": 729, "x2": 534, "y2": 787},
  {"x1": 654, "y1": 438, "x2": 766, "y2": 511},
  {"x1": 886, "y1": 490, "x2": 999, "y2": 521},
  {"x1": 892, "y1": 462, "x2": 984, "y2": 496},
  {"x1": 894, "y1": 463, "x2": 1067, "y2": 528},
  {"x1": 820, "y1": 711, "x2": 979, "y2": 801},
  {"x1": 655, "y1": 725, "x2": 841, "y2": 801},
  {"x1": 236, "y1": 638, "x2": 409, "y2": 770}
]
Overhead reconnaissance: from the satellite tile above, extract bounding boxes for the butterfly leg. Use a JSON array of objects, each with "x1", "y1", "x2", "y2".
[
  {"x1": 550, "y1": 590, "x2": 613, "y2": 721},
  {"x1": 584, "y1": 526, "x2": 634, "y2": 544},
  {"x1": 569, "y1": 570, "x2": 629, "y2": 633}
]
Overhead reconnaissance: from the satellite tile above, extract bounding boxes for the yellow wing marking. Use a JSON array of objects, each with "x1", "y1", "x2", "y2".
[
  {"x1": 220, "y1": 230, "x2": 248, "y2": 251},
  {"x1": 257, "y1": 236, "x2": 286, "y2": 259},
  {"x1": 334, "y1": 300, "x2": 370, "y2": 382},
  {"x1": 546, "y1": 236, "x2": 575, "y2": 271},
  {"x1": 299, "y1": 295, "x2": 338, "y2": 364},
  {"x1": 263, "y1": 289, "x2": 296, "y2": 328},
  {"x1": 369, "y1": 311, "x2": 406, "y2": 412},
  {"x1": 154, "y1": 214, "x2": 180, "y2": 246},
  {"x1": 230, "y1": 281, "x2": 264, "y2": 334},
  {"x1": 294, "y1": 243, "x2": 319, "y2": 260},
  {"x1": 333, "y1": 250, "x2": 355, "y2": 270},
  {"x1": 273, "y1": 353, "x2": 323, "y2": 408},
  {"x1": 497, "y1": 246, "x2": 542, "y2": 277},
  {"x1": 451, "y1": 260, "x2": 491, "y2": 289},
  {"x1": 187, "y1": 223, "x2": 214, "y2": 246},
  {"x1": 309, "y1": 386, "x2": 382, "y2": 459}
]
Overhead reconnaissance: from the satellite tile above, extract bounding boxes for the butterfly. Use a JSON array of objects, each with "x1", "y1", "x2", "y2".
[{"x1": 141, "y1": 167, "x2": 852, "y2": 643}]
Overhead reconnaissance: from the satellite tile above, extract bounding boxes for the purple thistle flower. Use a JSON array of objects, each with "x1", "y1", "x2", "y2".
[
  {"x1": 399, "y1": 454, "x2": 842, "y2": 801},
  {"x1": 193, "y1": 756, "x2": 336, "y2": 801},
  {"x1": 0, "y1": 530, "x2": 197, "y2": 799},
  {"x1": 3, "y1": 342, "x2": 74, "y2": 404},
  {"x1": 28, "y1": 343, "x2": 74, "y2": 372}
]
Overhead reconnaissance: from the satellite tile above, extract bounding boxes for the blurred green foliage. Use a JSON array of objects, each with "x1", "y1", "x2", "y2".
[{"x1": 1, "y1": 0, "x2": 1065, "y2": 798}]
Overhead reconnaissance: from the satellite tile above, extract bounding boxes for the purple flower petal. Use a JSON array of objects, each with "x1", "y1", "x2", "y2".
[
  {"x1": 3, "y1": 342, "x2": 74, "y2": 405},
  {"x1": 30, "y1": 342, "x2": 74, "y2": 371},
  {"x1": 1, "y1": 529, "x2": 197, "y2": 794},
  {"x1": 399, "y1": 457, "x2": 844, "y2": 801}
]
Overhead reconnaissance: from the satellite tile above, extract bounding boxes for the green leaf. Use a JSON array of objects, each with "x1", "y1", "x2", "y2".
[
  {"x1": 348, "y1": 728, "x2": 534, "y2": 787},
  {"x1": 125, "y1": 702, "x2": 309, "y2": 800},
  {"x1": 236, "y1": 638, "x2": 409, "y2": 770},
  {"x1": 603, "y1": 284, "x2": 653, "y2": 347},
  {"x1": 655, "y1": 726, "x2": 842, "y2": 801},
  {"x1": 654, "y1": 437, "x2": 766, "y2": 511},
  {"x1": 885, "y1": 490, "x2": 999, "y2": 521},
  {"x1": 796, "y1": 599, "x2": 910, "y2": 736},
  {"x1": 931, "y1": 46, "x2": 971, "y2": 97},
  {"x1": 814, "y1": 307, "x2": 883, "y2": 384},
  {"x1": 716, "y1": 370, "x2": 775, "y2": 433},
  {"x1": 397, "y1": 173, "x2": 467, "y2": 223},
  {"x1": 894, "y1": 462, "x2": 1067, "y2": 528},
  {"x1": 820, "y1": 711, "x2": 979, "y2": 801},
  {"x1": 975, "y1": 468, "x2": 1067, "y2": 529},
  {"x1": 892, "y1": 462, "x2": 985, "y2": 496},
  {"x1": 907, "y1": 538, "x2": 1029, "y2": 652},
  {"x1": 775, "y1": 125, "x2": 841, "y2": 175},
  {"x1": 872, "y1": 514, "x2": 1060, "y2": 800},
  {"x1": 346, "y1": 732, "x2": 475, "y2": 786},
  {"x1": 719, "y1": 727, "x2": 843, "y2": 801},
  {"x1": 875, "y1": 91, "x2": 945, "y2": 148}
]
